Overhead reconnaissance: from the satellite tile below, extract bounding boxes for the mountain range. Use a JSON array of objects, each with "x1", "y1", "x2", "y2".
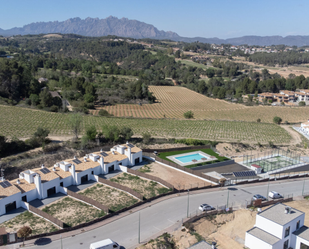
[{"x1": 1, "y1": 16, "x2": 309, "y2": 46}]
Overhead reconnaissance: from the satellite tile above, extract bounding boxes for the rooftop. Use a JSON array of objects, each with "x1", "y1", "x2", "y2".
[
  {"x1": 66, "y1": 157, "x2": 100, "y2": 173},
  {"x1": 258, "y1": 203, "x2": 304, "y2": 225},
  {"x1": 49, "y1": 166, "x2": 72, "y2": 179},
  {"x1": 33, "y1": 168, "x2": 59, "y2": 183},
  {"x1": 247, "y1": 227, "x2": 280, "y2": 245},
  {"x1": 12, "y1": 178, "x2": 36, "y2": 193},
  {"x1": 293, "y1": 226, "x2": 309, "y2": 241},
  {"x1": 0, "y1": 180, "x2": 21, "y2": 199},
  {"x1": 188, "y1": 241, "x2": 213, "y2": 249},
  {"x1": 94, "y1": 150, "x2": 128, "y2": 164}
]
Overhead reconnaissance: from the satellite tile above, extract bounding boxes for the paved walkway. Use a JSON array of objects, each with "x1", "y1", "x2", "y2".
[
  {"x1": 0, "y1": 208, "x2": 26, "y2": 224},
  {"x1": 67, "y1": 180, "x2": 96, "y2": 192},
  {"x1": 29, "y1": 193, "x2": 66, "y2": 208}
]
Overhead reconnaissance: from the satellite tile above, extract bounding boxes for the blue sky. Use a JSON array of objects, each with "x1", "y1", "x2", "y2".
[{"x1": 1, "y1": 0, "x2": 308, "y2": 39}]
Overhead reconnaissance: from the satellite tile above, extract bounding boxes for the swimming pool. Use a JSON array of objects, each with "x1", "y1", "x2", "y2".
[{"x1": 175, "y1": 153, "x2": 206, "y2": 163}]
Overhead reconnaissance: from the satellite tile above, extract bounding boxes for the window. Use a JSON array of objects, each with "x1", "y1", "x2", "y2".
[
  {"x1": 283, "y1": 239, "x2": 289, "y2": 249},
  {"x1": 91, "y1": 171, "x2": 94, "y2": 175},
  {"x1": 297, "y1": 220, "x2": 300, "y2": 230},
  {"x1": 285, "y1": 226, "x2": 290, "y2": 238},
  {"x1": 60, "y1": 182, "x2": 63, "y2": 187}
]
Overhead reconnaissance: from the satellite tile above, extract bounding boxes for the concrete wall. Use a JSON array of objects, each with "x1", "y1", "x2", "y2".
[
  {"x1": 61, "y1": 176, "x2": 73, "y2": 188},
  {"x1": 245, "y1": 232, "x2": 274, "y2": 249},
  {"x1": 22, "y1": 188, "x2": 38, "y2": 203},
  {"x1": 41, "y1": 177, "x2": 60, "y2": 199},
  {"x1": 255, "y1": 215, "x2": 283, "y2": 238}
]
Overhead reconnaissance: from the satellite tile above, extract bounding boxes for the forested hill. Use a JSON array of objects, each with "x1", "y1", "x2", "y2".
[{"x1": 2, "y1": 16, "x2": 309, "y2": 46}]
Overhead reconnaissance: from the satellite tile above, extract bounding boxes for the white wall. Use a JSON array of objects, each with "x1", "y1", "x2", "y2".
[
  {"x1": 41, "y1": 177, "x2": 60, "y2": 199},
  {"x1": 295, "y1": 235, "x2": 309, "y2": 249},
  {"x1": 255, "y1": 215, "x2": 283, "y2": 238},
  {"x1": 22, "y1": 188, "x2": 38, "y2": 203},
  {"x1": 75, "y1": 169, "x2": 92, "y2": 185},
  {"x1": 61, "y1": 176, "x2": 73, "y2": 188},
  {"x1": 245, "y1": 232, "x2": 274, "y2": 249},
  {"x1": 0, "y1": 192, "x2": 22, "y2": 216}
]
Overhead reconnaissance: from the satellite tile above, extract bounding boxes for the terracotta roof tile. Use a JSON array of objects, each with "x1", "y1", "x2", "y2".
[
  {"x1": 66, "y1": 157, "x2": 100, "y2": 173},
  {"x1": 0, "y1": 181, "x2": 21, "y2": 199},
  {"x1": 12, "y1": 178, "x2": 36, "y2": 194}
]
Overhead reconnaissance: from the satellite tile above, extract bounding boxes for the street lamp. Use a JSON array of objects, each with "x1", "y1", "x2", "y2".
[
  {"x1": 226, "y1": 189, "x2": 230, "y2": 208},
  {"x1": 138, "y1": 212, "x2": 141, "y2": 244},
  {"x1": 187, "y1": 190, "x2": 190, "y2": 218},
  {"x1": 302, "y1": 175, "x2": 306, "y2": 196},
  {"x1": 60, "y1": 235, "x2": 63, "y2": 249},
  {"x1": 266, "y1": 177, "x2": 270, "y2": 201}
]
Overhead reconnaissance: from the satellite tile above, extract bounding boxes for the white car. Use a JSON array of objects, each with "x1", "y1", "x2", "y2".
[
  {"x1": 199, "y1": 204, "x2": 214, "y2": 211},
  {"x1": 268, "y1": 191, "x2": 283, "y2": 199}
]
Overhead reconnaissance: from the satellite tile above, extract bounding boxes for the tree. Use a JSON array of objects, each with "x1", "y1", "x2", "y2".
[
  {"x1": 120, "y1": 127, "x2": 133, "y2": 141},
  {"x1": 85, "y1": 125, "x2": 97, "y2": 141},
  {"x1": 29, "y1": 94, "x2": 40, "y2": 106},
  {"x1": 205, "y1": 68, "x2": 215, "y2": 78},
  {"x1": 273, "y1": 116, "x2": 282, "y2": 125},
  {"x1": 142, "y1": 132, "x2": 151, "y2": 144},
  {"x1": 33, "y1": 127, "x2": 50, "y2": 146},
  {"x1": 17, "y1": 226, "x2": 32, "y2": 246},
  {"x1": 39, "y1": 88, "x2": 53, "y2": 108},
  {"x1": 184, "y1": 111, "x2": 194, "y2": 119},
  {"x1": 68, "y1": 113, "x2": 83, "y2": 140},
  {"x1": 299, "y1": 101, "x2": 306, "y2": 106},
  {"x1": 175, "y1": 50, "x2": 181, "y2": 58}
]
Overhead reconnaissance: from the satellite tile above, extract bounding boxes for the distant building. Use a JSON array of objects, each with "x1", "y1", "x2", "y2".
[{"x1": 38, "y1": 78, "x2": 48, "y2": 84}]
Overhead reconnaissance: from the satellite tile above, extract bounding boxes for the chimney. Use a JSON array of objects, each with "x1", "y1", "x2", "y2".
[
  {"x1": 285, "y1": 206, "x2": 290, "y2": 214},
  {"x1": 34, "y1": 173, "x2": 43, "y2": 199},
  {"x1": 53, "y1": 167, "x2": 56, "y2": 172},
  {"x1": 74, "y1": 156, "x2": 77, "y2": 160},
  {"x1": 100, "y1": 149, "x2": 103, "y2": 152},
  {"x1": 212, "y1": 242, "x2": 216, "y2": 249},
  {"x1": 16, "y1": 179, "x2": 20, "y2": 185},
  {"x1": 84, "y1": 158, "x2": 87, "y2": 162},
  {"x1": 41, "y1": 164, "x2": 45, "y2": 168}
]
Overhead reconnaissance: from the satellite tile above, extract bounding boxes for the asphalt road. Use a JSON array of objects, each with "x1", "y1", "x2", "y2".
[{"x1": 16, "y1": 178, "x2": 309, "y2": 249}]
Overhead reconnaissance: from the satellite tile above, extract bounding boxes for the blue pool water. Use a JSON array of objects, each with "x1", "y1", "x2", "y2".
[{"x1": 175, "y1": 153, "x2": 206, "y2": 163}]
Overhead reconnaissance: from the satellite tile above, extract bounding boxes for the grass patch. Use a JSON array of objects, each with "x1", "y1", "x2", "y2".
[
  {"x1": 157, "y1": 148, "x2": 229, "y2": 168},
  {"x1": 138, "y1": 164, "x2": 152, "y2": 173},
  {"x1": 42, "y1": 197, "x2": 105, "y2": 227},
  {"x1": 110, "y1": 172, "x2": 172, "y2": 199},
  {"x1": 79, "y1": 183, "x2": 139, "y2": 212},
  {"x1": 2, "y1": 211, "x2": 58, "y2": 235}
]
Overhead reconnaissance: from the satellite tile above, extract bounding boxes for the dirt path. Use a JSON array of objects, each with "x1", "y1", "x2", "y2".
[{"x1": 281, "y1": 125, "x2": 302, "y2": 145}]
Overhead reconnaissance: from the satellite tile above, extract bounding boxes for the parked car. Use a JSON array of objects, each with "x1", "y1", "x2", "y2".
[
  {"x1": 268, "y1": 191, "x2": 283, "y2": 199},
  {"x1": 90, "y1": 239, "x2": 120, "y2": 249},
  {"x1": 199, "y1": 204, "x2": 215, "y2": 211},
  {"x1": 252, "y1": 194, "x2": 267, "y2": 201}
]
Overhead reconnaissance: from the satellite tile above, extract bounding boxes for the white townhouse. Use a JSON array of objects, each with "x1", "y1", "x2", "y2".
[
  {"x1": 245, "y1": 203, "x2": 309, "y2": 249},
  {"x1": 0, "y1": 143, "x2": 142, "y2": 216},
  {"x1": 301, "y1": 120, "x2": 309, "y2": 135}
]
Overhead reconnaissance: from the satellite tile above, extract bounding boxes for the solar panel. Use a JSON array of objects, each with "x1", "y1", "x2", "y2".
[
  {"x1": 0, "y1": 181, "x2": 12, "y2": 188},
  {"x1": 100, "y1": 152, "x2": 108, "y2": 157},
  {"x1": 127, "y1": 143, "x2": 134, "y2": 148},
  {"x1": 233, "y1": 171, "x2": 256, "y2": 178},
  {"x1": 72, "y1": 159, "x2": 82, "y2": 164},
  {"x1": 40, "y1": 168, "x2": 50, "y2": 174}
]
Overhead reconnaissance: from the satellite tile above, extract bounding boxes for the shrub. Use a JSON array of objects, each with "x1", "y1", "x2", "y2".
[
  {"x1": 273, "y1": 116, "x2": 282, "y2": 124},
  {"x1": 50, "y1": 105, "x2": 59, "y2": 112},
  {"x1": 184, "y1": 111, "x2": 194, "y2": 119},
  {"x1": 98, "y1": 109, "x2": 111, "y2": 117},
  {"x1": 142, "y1": 132, "x2": 151, "y2": 144},
  {"x1": 299, "y1": 101, "x2": 306, "y2": 106},
  {"x1": 257, "y1": 118, "x2": 261, "y2": 123}
]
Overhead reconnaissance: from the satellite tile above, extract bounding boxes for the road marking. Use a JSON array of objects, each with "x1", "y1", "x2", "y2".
[{"x1": 153, "y1": 226, "x2": 161, "y2": 231}]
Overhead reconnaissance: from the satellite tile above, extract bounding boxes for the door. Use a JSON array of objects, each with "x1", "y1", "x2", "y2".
[
  {"x1": 108, "y1": 165, "x2": 114, "y2": 173},
  {"x1": 81, "y1": 175, "x2": 88, "y2": 183},
  {"x1": 135, "y1": 158, "x2": 140, "y2": 164},
  {"x1": 5, "y1": 201, "x2": 16, "y2": 213},
  {"x1": 47, "y1": 187, "x2": 56, "y2": 197},
  {"x1": 22, "y1": 195, "x2": 27, "y2": 202}
]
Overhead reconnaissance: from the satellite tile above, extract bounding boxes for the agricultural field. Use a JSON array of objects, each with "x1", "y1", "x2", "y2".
[
  {"x1": 41, "y1": 197, "x2": 105, "y2": 227},
  {"x1": 95, "y1": 86, "x2": 309, "y2": 123},
  {"x1": 78, "y1": 183, "x2": 139, "y2": 212},
  {"x1": 2, "y1": 211, "x2": 58, "y2": 235},
  {"x1": 0, "y1": 105, "x2": 292, "y2": 144},
  {"x1": 110, "y1": 172, "x2": 171, "y2": 199}
]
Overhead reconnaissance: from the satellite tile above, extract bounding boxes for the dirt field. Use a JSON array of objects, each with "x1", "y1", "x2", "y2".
[
  {"x1": 138, "y1": 162, "x2": 211, "y2": 190},
  {"x1": 110, "y1": 172, "x2": 171, "y2": 199},
  {"x1": 78, "y1": 183, "x2": 139, "y2": 212},
  {"x1": 2, "y1": 211, "x2": 58, "y2": 235},
  {"x1": 41, "y1": 196, "x2": 105, "y2": 227},
  {"x1": 93, "y1": 85, "x2": 309, "y2": 123}
]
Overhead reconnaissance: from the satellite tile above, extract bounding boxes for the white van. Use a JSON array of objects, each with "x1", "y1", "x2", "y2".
[
  {"x1": 268, "y1": 191, "x2": 283, "y2": 199},
  {"x1": 89, "y1": 239, "x2": 120, "y2": 249}
]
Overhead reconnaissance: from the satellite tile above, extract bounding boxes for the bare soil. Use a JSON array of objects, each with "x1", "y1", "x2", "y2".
[
  {"x1": 40, "y1": 196, "x2": 105, "y2": 227},
  {"x1": 78, "y1": 183, "x2": 139, "y2": 212},
  {"x1": 110, "y1": 172, "x2": 170, "y2": 199},
  {"x1": 138, "y1": 162, "x2": 211, "y2": 190},
  {"x1": 2, "y1": 211, "x2": 58, "y2": 235}
]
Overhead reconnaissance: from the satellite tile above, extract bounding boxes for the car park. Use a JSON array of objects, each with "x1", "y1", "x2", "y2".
[
  {"x1": 252, "y1": 194, "x2": 267, "y2": 201},
  {"x1": 199, "y1": 204, "x2": 215, "y2": 211}
]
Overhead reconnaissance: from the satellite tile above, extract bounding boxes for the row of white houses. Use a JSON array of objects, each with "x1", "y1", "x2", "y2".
[{"x1": 0, "y1": 143, "x2": 142, "y2": 216}]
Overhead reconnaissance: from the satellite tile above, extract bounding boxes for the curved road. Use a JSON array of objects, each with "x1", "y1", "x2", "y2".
[{"x1": 8, "y1": 178, "x2": 309, "y2": 249}]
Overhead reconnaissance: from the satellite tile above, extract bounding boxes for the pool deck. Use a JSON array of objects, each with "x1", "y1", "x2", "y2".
[{"x1": 166, "y1": 150, "x2": 217, "y2": 166}]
